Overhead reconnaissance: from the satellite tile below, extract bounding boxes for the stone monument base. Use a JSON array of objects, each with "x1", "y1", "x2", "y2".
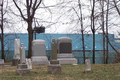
[
  {"x1": 16, "y1": 64, "x2": 30, "y2": 75},
  {"x1": 12, "y1": 59, "x2": 20, "y2": 66},
  {"x1": 50, "y1": 60, "x2": 59, "y2": 64},
  {"x1": 57, "y1": 58, "x2": 77, "y2": 65},
  {"x1": 31, "y1": 56, "x2": 49, "y2": 65},
  {"x1": 48, "y1": 64, "x2": 61, "y2": 74},
  {"x1": 16, "y1": 69, "x2": 30, "y2": 75},
  {"x1": 17, "y1": 64, "x2": 27, "y2": 69}
]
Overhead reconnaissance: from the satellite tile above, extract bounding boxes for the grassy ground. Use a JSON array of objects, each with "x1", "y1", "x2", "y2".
[{"x1": 0, "y1": 62, "x2": 120, "y2": 80}]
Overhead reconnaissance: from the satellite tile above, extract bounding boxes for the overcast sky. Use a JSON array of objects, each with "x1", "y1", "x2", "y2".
[{"x1": 1, "y1": 0, "x2": 120, "y2": 38}]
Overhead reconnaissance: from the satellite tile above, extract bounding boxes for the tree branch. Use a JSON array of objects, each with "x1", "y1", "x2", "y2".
[
  {"x1": 113, "y1": 0, "x2": 120, "y2": 16},
  {"x1": 30, "y1": 0, "x2": 32, "y2": 8},
  {"x1": 31, "y1": 0, "x2": 42, "y2": 18},
  {"x1": 13, "y1": 0, "x2": 27, "y2": 21}
]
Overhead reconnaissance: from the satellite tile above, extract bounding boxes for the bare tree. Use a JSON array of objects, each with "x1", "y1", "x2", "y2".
[
  {"x1": 72, "y1": 0, "x2": 86, "y2": 64},
  {"x1": 106, "y1": 0, "x2": 110, "y2": 64},
  {"x1": 0, "y1": 0, "x2": 10, "y2": 61},
  {"x1": 90, "y1": 0, "x2": 95, "y2": 64},
  {"x1": 99, "y1": 0, "x2": 106, "y2": 64},
  {"x1": 13, "y1": 0, "x2": 42, "y2": 58},
  {"x1": 78, "y1": 0, "x2": 85, "y2": 64}
]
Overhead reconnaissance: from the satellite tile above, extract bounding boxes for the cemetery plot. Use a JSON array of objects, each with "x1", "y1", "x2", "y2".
[{"x1": 0, "y1": 62, "x2": 120, "y2": 80}]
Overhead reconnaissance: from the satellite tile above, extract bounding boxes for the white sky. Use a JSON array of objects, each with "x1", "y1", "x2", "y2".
[{"x1": 1, "y1": 0, "x2": 120, "y2": 38}]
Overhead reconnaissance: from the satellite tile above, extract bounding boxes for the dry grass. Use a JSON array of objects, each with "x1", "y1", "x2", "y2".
[{"x1": 1, "y1": 62, "x2": 120, "y2": 80}]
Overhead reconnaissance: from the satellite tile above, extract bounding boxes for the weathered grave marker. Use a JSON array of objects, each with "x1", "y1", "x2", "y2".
[
  {"x1": 0, "y1": 59, "x2": 4, "y2": 65},
  {"x1": 20, "y1": 43, "x2": 26, "y2": 64},
  {"x1": 14, "y1": 39, "x2": 20, "y2": 59},
  {"x1": 26, "y1": 58, "x2": 32, "y2": 69},
  {"x1": 16, "y1": 43, "x2": 30, "y2": 75},
  {"x1": 85, "y1": 59, "x2": 91, "y2": 72},
  {"x1": 12, "y1": 39, "x2": 20, "y2": 66},
  {"x1": 31, "y1": 39, "x2": 49, "y2": 65},
  {"x1": 48, "y1": 37, "x2": 61, "y2": 74}
]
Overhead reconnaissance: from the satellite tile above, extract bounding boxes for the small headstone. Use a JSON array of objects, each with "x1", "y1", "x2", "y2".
[
  {"x1": 85, "y1": 59, "x2": 91, "y2": 72},
  {"x1": 20, "y1": 43, "x2": 26, "y2": 64},
  {"x1": 0, "y1": 59, "x2": 4, "y2": 65},
  {"x1": 26, "y1": 58, "x2": 32, "y2": 69}
]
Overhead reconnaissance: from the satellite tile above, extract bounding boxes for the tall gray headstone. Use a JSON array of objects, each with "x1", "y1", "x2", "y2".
[
  {"x1": 50, "y1": 37, "x2": 59, "y2": 64},
  {"x1": 16, "y1": 43, "x2": 30, "y2": 75},
  {"x1": 14, "y1": 39, "x2": 20, "y2": 59},
  {"x1": 12, "y1": 39, "x2": 20, "y2": 66},
  {"x1": 48, "y1": 37, "x2": 61, "y2": 74},
  {"x1": 57, "y1": 37, "x2": 77, "y2": 65},
  {"x1": 20, "y1": 43, "x2": 26, "y2": 64},
  {"x1": 31, "y1": 39, "x2": 49, "y2": 65},
  {"x1": 51, "y1": 37, "x2": 57, "y2": 60}
]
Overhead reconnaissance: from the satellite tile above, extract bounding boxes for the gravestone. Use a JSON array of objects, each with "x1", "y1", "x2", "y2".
[
  {"x1": 12, "y1": 39, "x2": 20, "y2": 66},
  {"x1": 50, "y1": 37, "x2": 59, "y2": 64},
  {"x1": 16, "y1": 43, "x2": 30, "y2": 75},
  {"x1": 0, "y1": 59, "x2": 4, "y2": 65},
  {"x1": 85, "y1": 59, "x2": 91, "y2": 72},
  {"x1": 31, "y1": 39, "x2": 49, "y2": 65},
  {"x1": 20, "y1": 43, "x2": 26, "y2": 64},
  {"x1": 26, "y1": 58, "x2": 32, "y2": 69},
  {"x1": 48, "y1": 37, "x2": 61, "y2": 74},
  {"x1": 14, "y1": 39, "x2": 20, "y2": 59},
  {"x1": 57, "y1": 37, "x2": 77, "y2": 65}
]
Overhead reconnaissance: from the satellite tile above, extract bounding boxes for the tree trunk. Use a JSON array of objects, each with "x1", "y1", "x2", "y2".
[
  {"x1": 1, "y1": 25, "x2": 5, "y2": 61},
  {"x1": 91, "y1": 0, "x2": 95, "y2": 64},
  {"x1": 28, "y1": 21, "x2": 33, "y2": 58},
  {"x1": 78, "y1": 0, "x2": 85, "y2": 64},
  {"x1": 101, "y1": 0, "x2": 105, "y2": 64},
  {"x1": 103, "y1": 32, "x2": 105, "y2": 64},
  {"x1": 1, "y1": 1, "x2": 5, "y2": 61},
  {"x1": 82, "y1": 33, "x2": 85, "y2": 64},
  {"x1": 106, "y1": 0, "x2": 109, "y2": 64},
  {"x1": 93, "y1": 31, "x2": 95, "y2": 64}
]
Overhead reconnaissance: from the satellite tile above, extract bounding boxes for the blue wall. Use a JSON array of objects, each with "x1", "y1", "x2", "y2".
[
  {"x1": 1, "y1": 33, "x2": 115, "y2": 51},
  {"x1": 0, "y1": 33, "x2": 119, "y2": 64}
]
